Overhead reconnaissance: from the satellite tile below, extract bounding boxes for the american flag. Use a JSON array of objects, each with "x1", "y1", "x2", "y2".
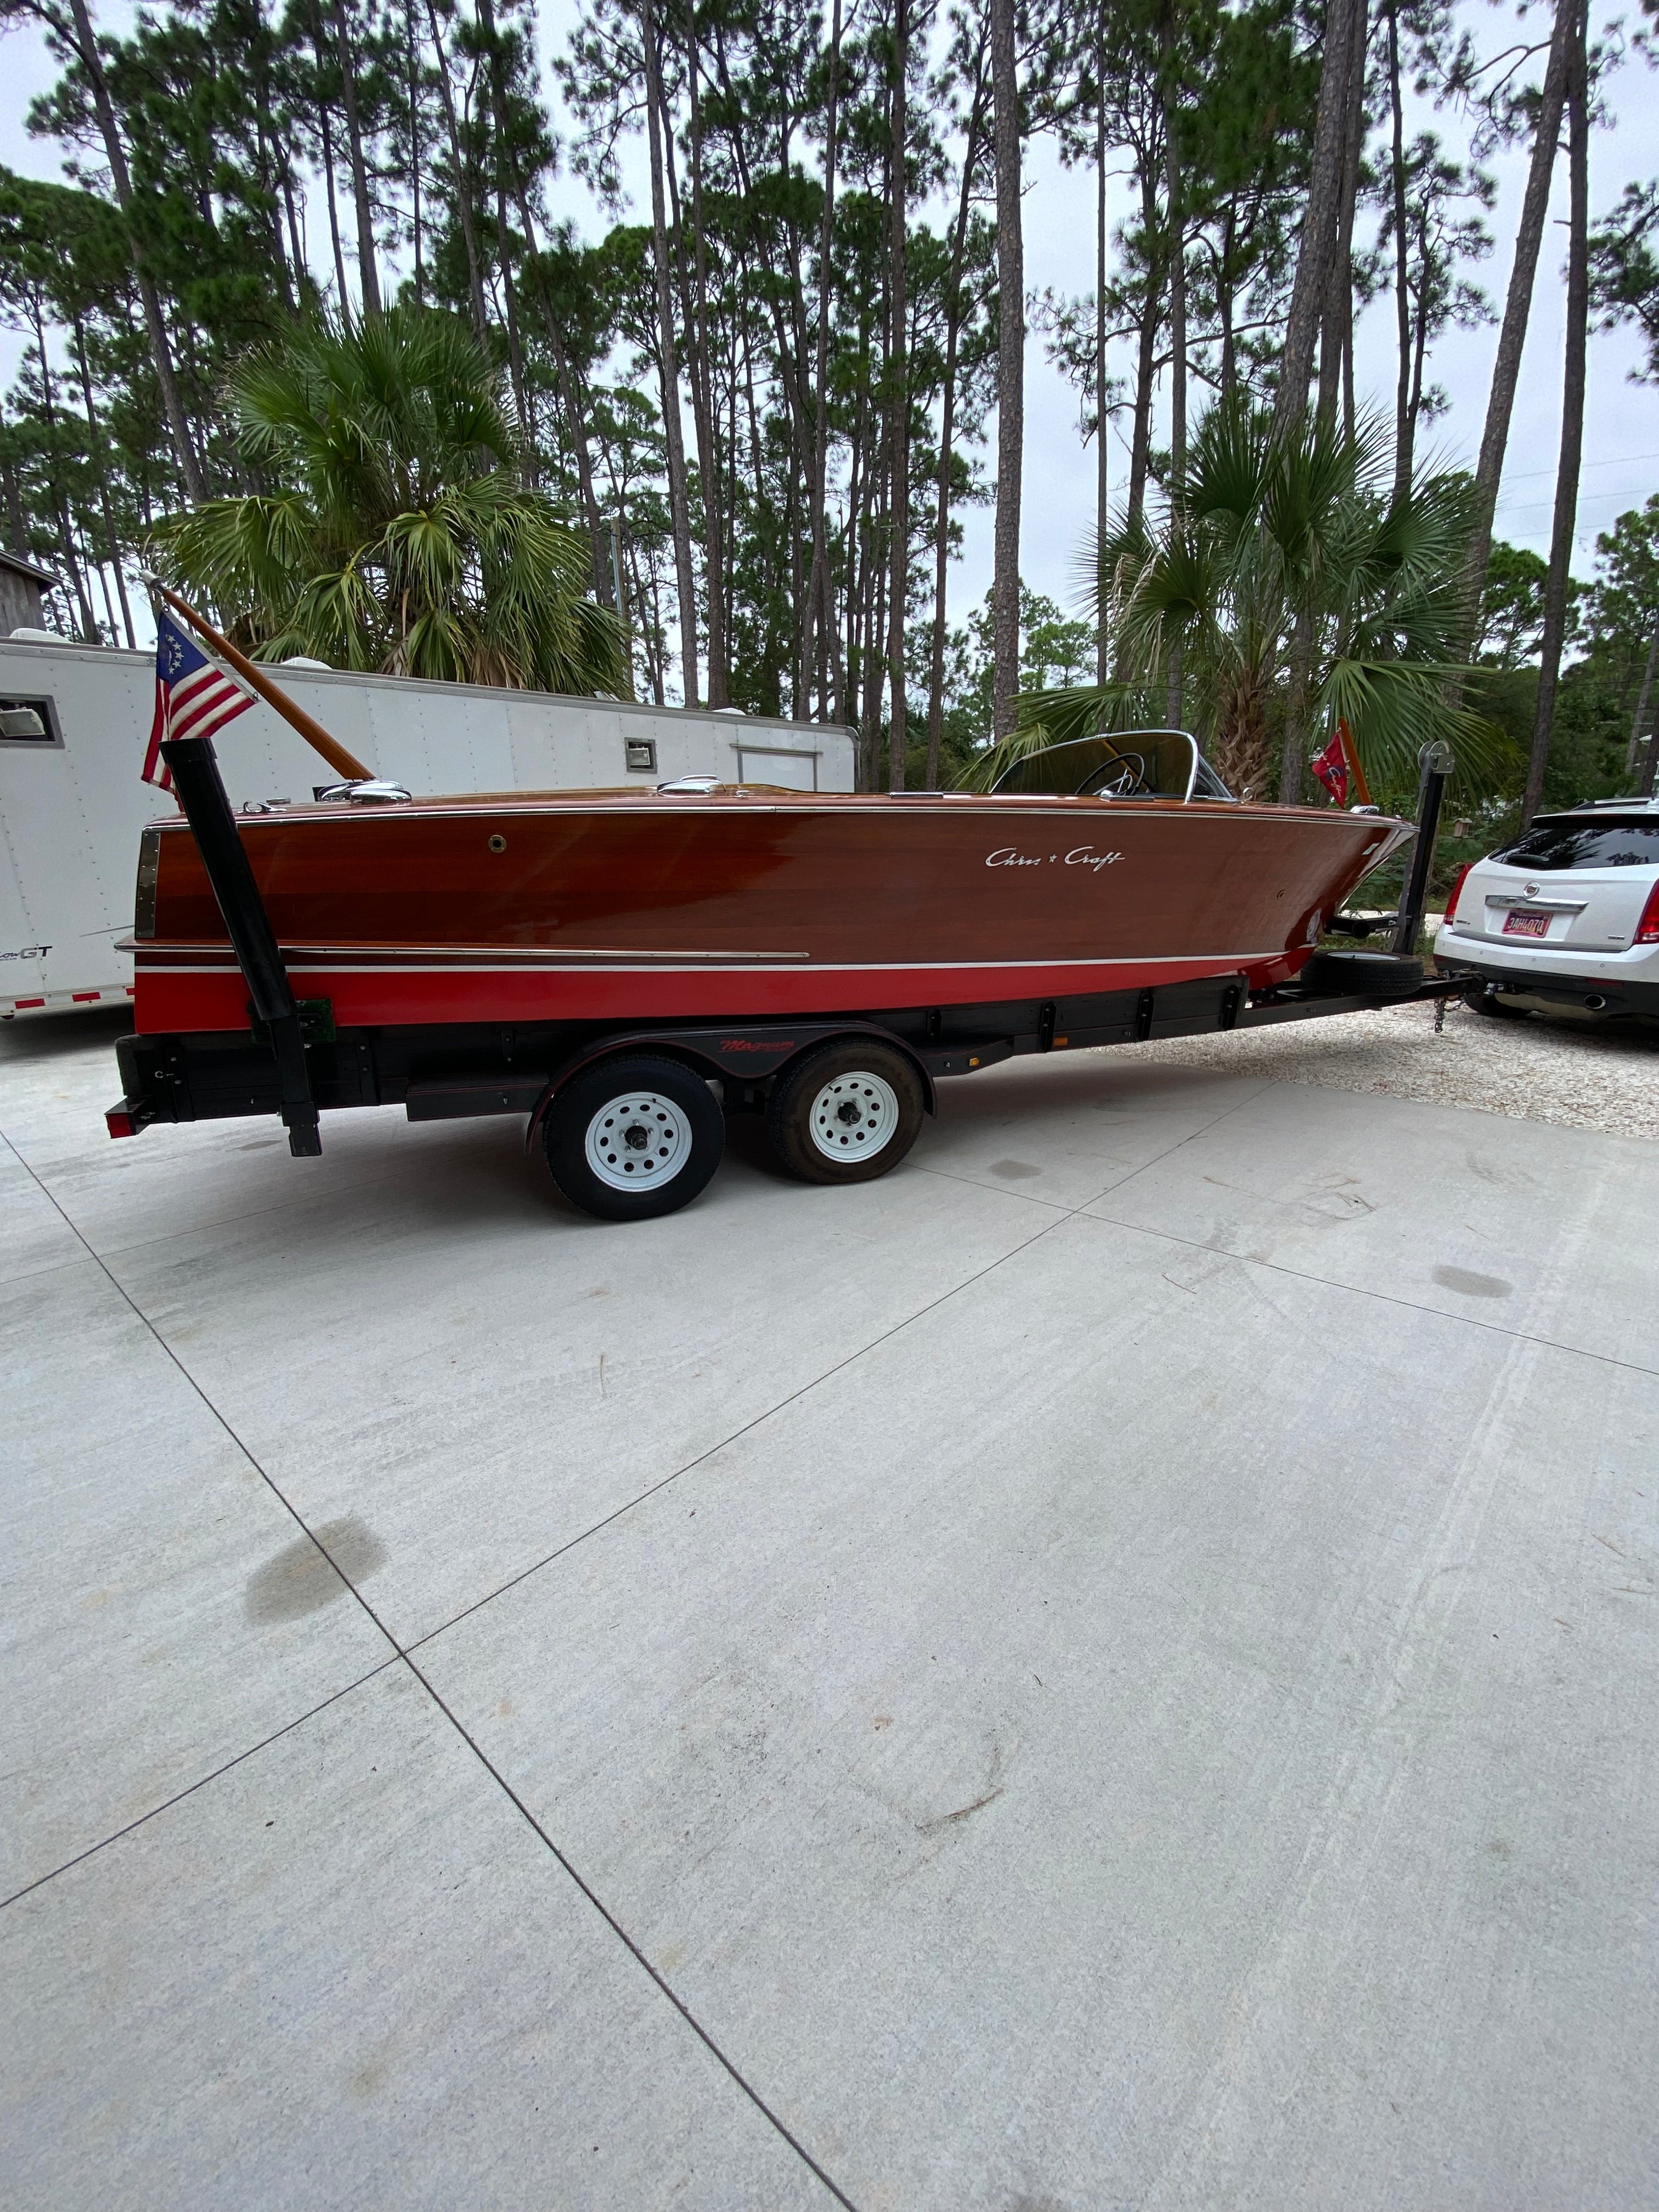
[{"x1": 143, "y1": 609, "x2": 255, "y2": 791}]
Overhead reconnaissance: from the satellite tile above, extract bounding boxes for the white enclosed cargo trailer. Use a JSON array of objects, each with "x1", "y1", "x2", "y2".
[{"x1": 0, "y1": 635, "x2": 855, "y2": 1019}]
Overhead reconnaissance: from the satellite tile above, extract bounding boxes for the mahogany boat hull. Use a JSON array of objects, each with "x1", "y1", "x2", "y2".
[{"x1": 133, "y1": 788, "x2": 1413, "y2": 1036}]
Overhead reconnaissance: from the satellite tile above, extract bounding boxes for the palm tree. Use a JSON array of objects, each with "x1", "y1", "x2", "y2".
[
  {"x1": 968, "y1": 401, "x2": 1515, "y2": 804},
  {"x1": 151, "y1": 307, "x2": 625, "y2": 697}
]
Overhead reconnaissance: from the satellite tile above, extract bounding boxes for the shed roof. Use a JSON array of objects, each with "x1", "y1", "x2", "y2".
[{"x1": 0, "y1": 548, "x2": 61, "y2": 589}]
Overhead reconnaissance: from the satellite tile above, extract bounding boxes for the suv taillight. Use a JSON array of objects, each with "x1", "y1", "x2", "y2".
[
  {"x1": 1637, "y1": 880, "x2": 1659, "y2": 945},
  {"x1": 1444, "y1": 862, "x2": 1475, "y2": 926}
]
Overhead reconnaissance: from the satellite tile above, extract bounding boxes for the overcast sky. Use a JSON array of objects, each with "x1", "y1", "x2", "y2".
[{"x1": 2, "y1": 0, "x2": 1654, "y2": 637}]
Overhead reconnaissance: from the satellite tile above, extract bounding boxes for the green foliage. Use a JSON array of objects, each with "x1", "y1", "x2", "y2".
[
  {"x1": 1475, "y1": 540, "x2": 1551, "y2": 668},
  {"x1": 975, "y1": 400, "x2": 1517, "y2": 803},
  {"x1": 1590, "y1": 180, "x2": 1659, "y2": 385},
  {"x1": 0, "y1": 0, "x2": 1642, "y2": 768},
  {"x1": 151, "y1": 307, "x2": 626, "y2": 692},
  {"x1": 935, "y1": 583, "x2": 1097, "y2": 770}
]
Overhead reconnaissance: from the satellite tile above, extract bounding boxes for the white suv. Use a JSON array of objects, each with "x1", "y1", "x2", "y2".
[{"x1": 1434, "y1": 797, "x2": 1659, "y2": 1022}]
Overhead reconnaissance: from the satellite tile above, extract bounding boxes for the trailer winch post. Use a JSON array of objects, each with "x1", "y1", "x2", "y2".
[
  {"x1": 160, "y1": 735, "x2": 321, "y2": 1157},
  {"x1": 1391, "y1": 741, "x2": 1455, "y2": 958}
]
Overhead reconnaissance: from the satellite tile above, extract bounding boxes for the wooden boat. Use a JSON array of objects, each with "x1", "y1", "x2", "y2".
[
  {"x1": 132, "y1": 732, "x2": 1410, "y2": 1035},
  {"x1": 112, "y1": 727, "x2": 1426, "y2": 1220}
]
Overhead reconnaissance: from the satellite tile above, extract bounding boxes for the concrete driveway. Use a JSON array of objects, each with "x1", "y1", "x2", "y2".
[{"x1": 3, "y1": 1008, "x2": 1655, "y2": 2210}]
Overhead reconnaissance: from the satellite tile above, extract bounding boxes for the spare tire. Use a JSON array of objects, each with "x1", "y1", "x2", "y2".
[{"x1": 1298, "y1": 949, "x2": 1424, "y2": 997}]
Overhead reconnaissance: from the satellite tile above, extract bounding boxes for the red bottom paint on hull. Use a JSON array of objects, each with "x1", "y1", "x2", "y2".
[{"x1": 133, "y1": 948, "x2": 1299, "y2": 1034}]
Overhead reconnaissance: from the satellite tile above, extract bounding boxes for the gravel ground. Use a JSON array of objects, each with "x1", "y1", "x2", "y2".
[{"x1": 1130, "y1": 995, "x2": 1659, "y2": 1140}]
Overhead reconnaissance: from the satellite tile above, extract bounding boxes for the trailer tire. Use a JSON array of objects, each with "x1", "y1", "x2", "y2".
[
  {"x1": 1298, "y1": 948, "x2": 1424, "y2": 997},
  {"x1": 766, "y1": 1039, "x2": 925, "y2": 1186},
  {"x1": 543, "y1": 1054, "x2": 724, "y2": 1221}
]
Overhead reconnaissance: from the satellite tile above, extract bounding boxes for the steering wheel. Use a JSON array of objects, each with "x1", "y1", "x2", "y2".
[{"x1": 1076, "y1": 748, "x2": 1152, "y2": 798}]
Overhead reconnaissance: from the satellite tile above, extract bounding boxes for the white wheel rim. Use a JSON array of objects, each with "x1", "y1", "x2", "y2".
[
  {"x1": 584, "y1": 1091, "x2": 695, "y2": 1192},
  {"x1": 808, "y1": 1070, "x2": 900, "y2": 1162}
]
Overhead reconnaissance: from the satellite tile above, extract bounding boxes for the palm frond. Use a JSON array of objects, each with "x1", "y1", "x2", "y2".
[{"x1": 150, "y1": 306, "x2": 617, "y2": 700}]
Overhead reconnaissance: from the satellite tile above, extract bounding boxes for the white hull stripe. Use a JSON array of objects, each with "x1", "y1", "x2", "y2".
[{"x1": 139, "y1": 951, "x2": 1286, "y2": 978}]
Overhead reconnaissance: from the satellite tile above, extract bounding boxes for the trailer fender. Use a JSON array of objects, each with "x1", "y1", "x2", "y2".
[{"x1": 524, "y1": 1021, "x2": 937, "y2": 1154}]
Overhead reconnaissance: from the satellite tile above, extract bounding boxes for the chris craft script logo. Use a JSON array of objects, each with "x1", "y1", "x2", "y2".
[{"x1": 985, "y1": 847, "x2": 1122, "y2": 873}]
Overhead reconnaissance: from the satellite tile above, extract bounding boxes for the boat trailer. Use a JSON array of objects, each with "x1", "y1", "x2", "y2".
[{"x1": 106, "y1": 732, "x2": 1468, "y2": 1217}]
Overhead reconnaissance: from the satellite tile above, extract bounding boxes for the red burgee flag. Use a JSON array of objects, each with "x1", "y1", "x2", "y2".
[
  {"x1": 1310, "y1": 726, "x2": 1348, "y2": 804},
  {"x1": 143, "y1": 608, "x2": 255, "y2": 792}
]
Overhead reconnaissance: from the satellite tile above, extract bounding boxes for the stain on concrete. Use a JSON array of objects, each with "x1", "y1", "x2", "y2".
[
  {"x1": 245, "y1": 1516, "x2": 387, "y2": 1624},
  {"x1": 1434, "y1": 1264, "x2": 1513, "y2": 1299},
  {"x1": 915, "y1": 1736, "x2": 1009, "y2": 1835},
  {"x1": 917, "y1": 1784, "x2": 1005, "y2": 1833},
  {"x1": 989, "y1": 1159, "x2": 1042, "y2": 1181},
  {"x1": 347, "y1": 2057, "x2": 388, "y2": 2099}
]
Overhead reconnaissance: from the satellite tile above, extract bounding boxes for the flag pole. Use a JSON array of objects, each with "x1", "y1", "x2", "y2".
[
  {"x1": 1336, "y1": 718, "x2": 1373, "y2": 809},
  {"x1": 140, "y1": 575, "x2": 371, "y2": 783}
]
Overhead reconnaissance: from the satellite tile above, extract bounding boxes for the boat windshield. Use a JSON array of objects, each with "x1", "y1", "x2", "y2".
[{"x1": 990, "y1": 729, "x2": 1233, "y2": 803}]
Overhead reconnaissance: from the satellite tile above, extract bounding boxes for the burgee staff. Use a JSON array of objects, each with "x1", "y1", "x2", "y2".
[{"x1": 140, "y1": 573, "x2": 371, "y2": 783}]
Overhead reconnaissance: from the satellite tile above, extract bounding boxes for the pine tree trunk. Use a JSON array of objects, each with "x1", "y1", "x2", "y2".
[
  {"x1": 472, "y1": 0, "x2": 529, "y2": 462},
  {"x1": 990, "y1": 0, "x2": 1023, "y2": 740},
  {"x1": 1626, "y1": 616, "x2": 1659, "y2": 777},
  {"x1": 72, "y1": 317, "x2": 135, "y2": 647},
  {"x1": 1318, "y1": 0, "x2": 1368, "y2": 429},
  {"x1": 1273, "y1": 0, "x2": 1363, "y2": 433},
  {"x1": 864, "y1": 456, "x2": 889, "y2": 785},
  {"x1": 471, "y1": 0, "x2": 610, "y2": 584},
  {"x1": 927, "y1": 45, "x2": 986, "y2": 786},
  {"x1": 407, "y1": 2, "x2": 424, "y2": 298},
  {"x1": 641, "y1": 0, "x2": 701, "y2": 707},
  {"x1": 318, "y1": 99, "x2": 350, "y2": 306},
  {"x1": 424, "y1": 0, "x2": 490, "y2": 338},
  {"x1": 1523, "y1": 0, "x2": 1589, "y2": 827},
  {"x1": 1278, "y1": 605, "x2": 1314, "y2": 802},
  {"x1": 678, "y1": 28, "x2": 727, "y2": 707},
  {"x1": 887, "y1": 0, "x2": 910, "y2": 789},
  {"x1": 1218, "y1": 200, "x2": 1238, "y2": 400},
  {"x1": 1125, "y1": 166, "x2": 1159, "y2": 543},
  {"x1": 806, "y1": 0, "x2": 844, "y2": 723},
  {"x1": 30, "y1": 294, "x2": 97, "y2": 638},
  {"x1": 1094, "y1": 7, "x2": 1110, "y2": 687},
  {"x1": 1388, "y1": 0, "x2": 1412, "y2": 500},
  {"x1": 1163, "y1": 12, "x2": 1185, "y2": 731},
  {"x1": 64, "y1": 0, "x2": 204, "y2": 501},
  {"x1": 843, "y1": 343, "x2": 866, "y2": 737},
  {"x1": 1460, "y1": 0, "x2": 1575, "y2": 622},
  {"x1": 330, "y1": 0, "x2": 381, "y2": 313}
]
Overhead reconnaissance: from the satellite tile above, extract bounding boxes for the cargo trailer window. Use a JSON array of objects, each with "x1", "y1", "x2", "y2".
[
  {"x1": 1490, "y1": 820, "x2": 1659, "y2": 871},
  {"x1": 0, "y1": 694, "x2": 62, "y2": 747}
]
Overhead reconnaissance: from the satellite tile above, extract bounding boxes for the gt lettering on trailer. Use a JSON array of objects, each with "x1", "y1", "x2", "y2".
[{"x1": 721, "y1": 1037, "x2": 796, "y2": 1052}]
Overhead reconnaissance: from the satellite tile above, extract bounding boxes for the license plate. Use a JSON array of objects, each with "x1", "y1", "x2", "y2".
[{"x1": 1503, "y1": 910, "x2": 1550, "y2": 938}]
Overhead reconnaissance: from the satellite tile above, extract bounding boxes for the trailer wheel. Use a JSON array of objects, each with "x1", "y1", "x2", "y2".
[
  {"x1": 1298, "y1": 948, "x2": 1424, "y2": 997},
  {"x1": 543, "y1": 1055, "x2": 724, "y2": 1221},
  {"x1": 766, "y1": 1039, "x2": 924, "y2": 1186}
]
